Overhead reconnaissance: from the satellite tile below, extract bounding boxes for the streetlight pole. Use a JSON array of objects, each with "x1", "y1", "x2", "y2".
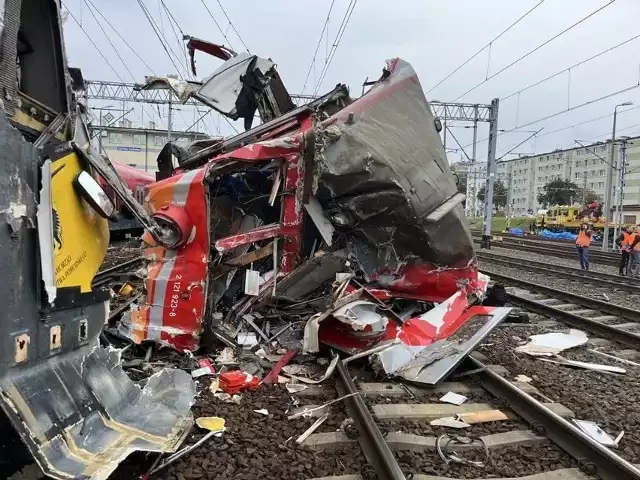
[{"x1": 602, "y1": 101, "x2": 633, "y2": 251}]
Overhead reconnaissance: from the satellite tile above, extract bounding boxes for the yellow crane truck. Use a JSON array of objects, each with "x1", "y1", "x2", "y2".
[{"x1": 0, "y1": 1, "x2": 194, "y2": 479}]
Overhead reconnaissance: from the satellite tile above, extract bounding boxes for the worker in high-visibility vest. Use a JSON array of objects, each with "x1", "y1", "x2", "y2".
[
  {"x1": 575, "y1": 223, "x2": 593, "y2": 271},
  {"x1": 615, "y1": 226, "x2": 633, "y2": 276},
  {"x1": 629, "y1": 226, "x2": 640, "y2": 278}
]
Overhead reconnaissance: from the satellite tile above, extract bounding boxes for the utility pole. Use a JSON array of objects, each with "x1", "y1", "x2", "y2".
[
  {"x1": 582, "y1": 172, "x2": 587, "y2": 206},
  {"x1": 614, "y1": 138, "x2": 629, "y2": 241},
  {"x1": 603, "y1": 101, "x2": 633, "y2": 251},
  {"x1": 472, "y1": 105, "x2": 479, "y2": 162},
  {"x1": 481, "y1": 98, "x2": 500, "y2": 249},
  {"x1": 167, "y1": 95, "x2": 173, "y2": 142}
]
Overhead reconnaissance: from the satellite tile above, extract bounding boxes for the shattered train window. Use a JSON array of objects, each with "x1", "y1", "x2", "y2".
[{"x1": 205, "y1": 162, "x2": 284, "y2": 307}]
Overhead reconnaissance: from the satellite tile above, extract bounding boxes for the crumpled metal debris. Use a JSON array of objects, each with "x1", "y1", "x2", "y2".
[{"x1": 117, "y1": 51, "x2": 511, "y2": 388}]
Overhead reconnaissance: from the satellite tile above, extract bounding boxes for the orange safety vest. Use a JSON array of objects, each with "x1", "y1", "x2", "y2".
[
  {"x1": 576, "y1": 230, "x2": 592, "y2": 247},
  {"x1": 622, "y1": 232, "x2": 633, "y2": 251}
]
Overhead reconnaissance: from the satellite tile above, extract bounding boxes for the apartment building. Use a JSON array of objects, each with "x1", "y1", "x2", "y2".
[
  {"x1": 93, "y1": 118, "x2": 213, "y2": 173},
  {"x1": 463, "y1": 135, "x2": 640, "y2": 223}
]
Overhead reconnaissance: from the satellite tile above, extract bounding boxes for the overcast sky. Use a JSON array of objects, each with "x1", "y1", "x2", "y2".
[{"x1": 62, "y1": 0, "x2": 640, "y2": 162}]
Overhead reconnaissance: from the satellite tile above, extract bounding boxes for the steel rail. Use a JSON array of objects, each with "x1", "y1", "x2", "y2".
[
  {"x1": 335, "y1": 359, "x2": 406, "y2": 480},
  {"x1": 472, "y1": 233, "x2": 617, "y2": 255},
  {"x1": 506, "y1": 291, "x2": 640, "y2": 348},
  {"x1": 470, "y1": 229, "x2": 605, "y2": 246},
  {"x1": 483, "y1": 270, "x2": 640, "y2": 322},
  {"x1": 473, "y1": 239, "x2": 619, "y2": 266},
  {"x1": 477, "y1": 253, "x2": 640, "y2": 293},
  {"x1": 468, "y1": 357, "x2": 640, "y2": 480}
]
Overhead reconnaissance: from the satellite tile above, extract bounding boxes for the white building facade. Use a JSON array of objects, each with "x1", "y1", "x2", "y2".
[{"x1": 463, "y1": 136, "x2": 640, "y2": 223}]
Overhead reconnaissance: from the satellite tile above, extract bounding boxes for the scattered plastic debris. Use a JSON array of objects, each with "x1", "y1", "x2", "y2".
[
  {"x1": 219, "y1": 371, "x2": 260, "y2": 394},
  {"x1": 514, "y1": 374, "x2": 533, "y2": 383},
  {"x1": 196, "y1": 416, "x2": 226, "y2": 432},
  {"x1": 214, "y1": 392, "x2": 242, "y2": 404},
  {"x1": 516, "y1": 329, "x2": 588, "y2": 357},
  {"x1": 430, "y1": 417, "x2": 471, "y2": 429},
  {"x1": 296, "y1": 412, "x2": 330, "y2": 444},
  {"x1": 191, "y1": 358, "x2": 216, "y2": 378},
  {"x1": 572, "y1": 419, "x2": 619, "y2": 447},
  {"x1": 285, "y1": 384, "x2": 309, "y2": 394},
  {"x1": 253, "y1": 409, "x2": 269, "y2": 416},
  {"x1": 439, "y1": 392, "x2": 468, "y2": 405},
  {"x1": 456, "y1": 410, "x2": 508, "y2": 424},
  {"x1": 541, "y1": 356, "x2": 626, "y2": 374}
]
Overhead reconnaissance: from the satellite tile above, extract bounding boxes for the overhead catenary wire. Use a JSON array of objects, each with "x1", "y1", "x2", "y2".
[
  {"x1": 199, "y1": 0, "x2": 235, "y2": 50},
  {"x1": 462, "y1": 83, "x2": 640, "y2": 150},
  {"x1": 501, "y1": 32, "x2": 640, "y2": 102},
  {"x1": 301, "y1": 0, "x2": 337, "y2": 95},
  {"x1": 313, "y1": 0, "x2": 358, "y2": 96},
  {"x1": 137, "y1": 0, "x2": 188, "y2": 78},
  {"x1": 452, "y1": 0, "x2": 618, "y2": 102},
  {"x1": 160, "y1": 0, "x2": 192, "y2": 77},
  {"x1": 64, "y1": 3, "x2": 165, "y2": 130},
  {"x1": 214, "y1": 0, "x2": 250, "y2": 52},
  {"x1": 84, "y1": 0, "x2": 155, "y2": 74},
  {"x1": 426, "y1": 0, "x2": 547, "y2": 94}
]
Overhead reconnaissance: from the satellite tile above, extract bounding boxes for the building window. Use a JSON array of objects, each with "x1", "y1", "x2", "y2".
[
  {"x1": 154, "y1": 135, "x2": 167, "y2": 146},
  {"x1": 599, "y1": 146, "x2": 607, "y2": 152},
  {"x1": 598, "y1": 182, "x2": 605, "y2": 189},
  {"x1": 108, "y1": 132, "x2": 118, "y2": 144},
  {"x1": 599, "y1": 169, "x2": 605, "y2": 176},
  {"x1": 624, "y1": 215, "x2": 636, "y2": 224},
  {"x1": 134, "y1": 134, "x2": 145, "y2": 145}
]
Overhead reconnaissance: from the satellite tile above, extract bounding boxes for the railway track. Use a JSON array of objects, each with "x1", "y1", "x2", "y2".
[
  {"x1": 294, "y1": 356, "x2": 640, "y2": 480},
  {"x1": 472, "y1": 237, "x2": 620, "y2": 266},
  {"x1": 477, "y1": 252, "x2": 639, "y2": 293},
  {"x1": 470, "y1": 229, "x2": 605, "y2": 247},
  {"x1": 479, "y1": 270, "x2": 640, "y2": 349}
]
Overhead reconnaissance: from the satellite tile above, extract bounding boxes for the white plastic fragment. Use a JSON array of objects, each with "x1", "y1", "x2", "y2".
[
  {"x1": 572, "y1": 419, "x2": 618, "y2": 446},
  {"x1": 439, "y1": 392, "x2": 467, "y2": 405},
  {"x1": 430, "y1": 417, "x2": 471, "y2": 429},
  {"x1": 514, "y1": 374, "x2": 533, "y2": 383},
  {"x1": 253, "y1": 409, "x2": 269, "y2": 416},
  {"x1": 516, "y1": 329, "x2": 588, "y2": 357},
  {"x1": 296, "y1": 413, "x2": 330, "y2": 444},
  {"x1": 286, "y1": 384, "x2": 309, "y2": 394},
  {"x1": 214, "y1": 392, "x2": 242, "y2": 404}
]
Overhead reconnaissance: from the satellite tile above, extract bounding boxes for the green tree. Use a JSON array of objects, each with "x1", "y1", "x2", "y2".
[
  {"x1": 580, "y1": 189, "x2": 601, "y2": 204},
  {"x1": 537, "y1": 179, "x2": 580, "y2": 207},
  {"x1": 477, "y1": 180, "x2": 507, "y2": 208}
]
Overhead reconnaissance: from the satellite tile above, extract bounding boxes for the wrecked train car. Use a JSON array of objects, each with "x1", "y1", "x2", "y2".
[
  {"x1": 0, "y1": 1, "x2": 196, "y2": 479},
  {"x1": 121, "y1": 55, "x2": 510, "y2": 385}
]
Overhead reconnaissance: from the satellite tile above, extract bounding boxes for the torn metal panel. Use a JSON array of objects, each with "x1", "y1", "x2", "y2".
[
  {"x1": 319, "y1": 58, "x2": 475, "y2": 274},
  {"x1": 304, "y1": 195, "x2": 334, "y2": 246},
  {"x1": 139, "y1": 76, "x2": 201, "y2": 104},
  {"x1": 0, "y1": 342, "x2": 196, "y2": 480},
  {"x1": 119, "y1": 169, "x2": 209, "y2": 350},
  {"x1": 37, "y1": 159, "x2": 56, "y2": 304}
]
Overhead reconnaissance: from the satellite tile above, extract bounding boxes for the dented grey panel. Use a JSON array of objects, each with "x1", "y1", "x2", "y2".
[
  {"x1": 319, "y1": 59, "x2": 474, "y2": 267},
  {"x1": 0, "y1": 341, "x2": 196, "y2": 479}
]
